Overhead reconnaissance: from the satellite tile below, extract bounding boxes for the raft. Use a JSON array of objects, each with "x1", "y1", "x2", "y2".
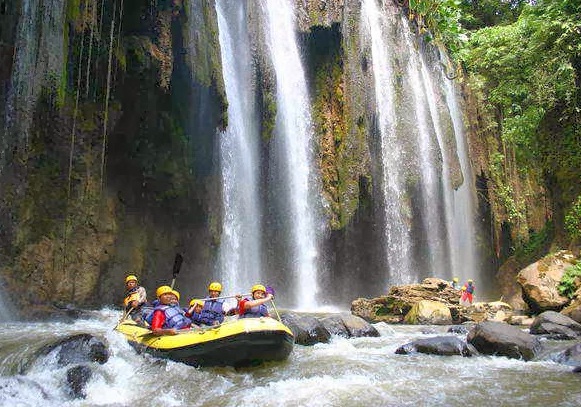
[{"x1": 115, "y1": 317, "x2": 294, "y2": 367}]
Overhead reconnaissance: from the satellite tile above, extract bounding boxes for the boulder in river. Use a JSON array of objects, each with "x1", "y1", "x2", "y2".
[
  {"x1": 561, "y1": 295, "x2": 581, "y2": 324},
  {"x1": 551, "y1": 342, "x2": 581, "y2": 368},
  {"x1": 516, "y1": 250, "x2": 574, "y2": 313},
  {"x1": 529, "y1": 311, "x2": 581, "y2": 339},
  {"x1": 23, "y1": 333, "x2": 109, "y2": 373},
  {"x1": 403, "y1": 300, "x2": 452, "y2": 325},
  {"x1": 281, "y1": 312, "x2": 331, "y2": 345},
  {"x1": 395, "y1": 336, "x2": 478, "y2": 357},
  {"x1": 351, "y1": 278, "x2": 462, "y2": 323},
  {"x1": 66, "y1": 365, "x2": 93, "y2": 399},
  {"x1": 320, "y1": 313, "x2": 379, "y2": 338},
  {"x1": 467, "y1": 321, "x2": 542, "y2": 361}
]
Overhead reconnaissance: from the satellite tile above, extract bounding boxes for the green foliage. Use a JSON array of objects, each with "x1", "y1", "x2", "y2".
[
  {"x1": 513, "y1": 222, "x2": 554, "y2": 265},
  {"x1": 558, "y1": 261, "x2": 581, "y2": 299},
  {"x1": 565, "y1": 195, "x2": 581, "y2": 240},
  {"x1": 465, "y1": 1, "x2": 581, "y2": 238},
  {"x1": 408, "y1": 0, "x2": 468, "y2": 57},
  {"x1": 459, "y1": 0, "x2": 526, "y2": 30},
  {"x1": 465, "y1": 0, "x2": 581, "y2": 161},
  {"x1": 488, "y1": 152, "x2": 526, "y2": 224}
]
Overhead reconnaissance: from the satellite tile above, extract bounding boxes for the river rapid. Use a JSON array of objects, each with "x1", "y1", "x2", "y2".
[{"x1": 0, "y1": 309, "x2": 580, "y2": 407}]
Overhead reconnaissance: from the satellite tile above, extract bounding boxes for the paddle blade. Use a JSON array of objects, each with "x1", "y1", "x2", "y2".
[{"x1": 172, "y1": 253, "x2": 184, "y2": 277}]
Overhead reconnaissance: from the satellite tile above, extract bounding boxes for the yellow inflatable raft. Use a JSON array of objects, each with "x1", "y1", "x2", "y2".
[{"x1": 115, "y1": 317, "x2": 294, "y2": 367}]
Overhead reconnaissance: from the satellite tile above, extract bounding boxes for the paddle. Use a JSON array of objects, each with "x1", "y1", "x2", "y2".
[
  {"x1": 208, "y1": 293, "x2": 251, "y2": 301},
  {"x1": 115, "y1": 253, "x2": 183, "y2": 331},
  {"x1": 266, "y1": 286, "x2": 281, "y2": 321},
  {"x1": 169, "y1": 253, "x2": 184, "y2": 289}
]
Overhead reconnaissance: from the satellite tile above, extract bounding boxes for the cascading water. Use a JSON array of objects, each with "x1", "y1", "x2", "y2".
[
  {"x1": 400, "y1": 17, "x2": 450, "y2": 277},
  {"x1": 361, "y1": 0, "x2": 412, "y2": 284},
  {"x1": 261, "y1": 0, "x2": 320, "y2": 309},
  {"x1": 362, "y1": 1, "x2": 483, "y2": 289},
  {"x1": 215, "y1": 0, "x2": 262, "y2": 294},
  {"x1": 3, "y1": 0, "x2": 66, "y2": 163},
  {"x1": 439, "y1": 53, "x2": 482, "y2": 289}
]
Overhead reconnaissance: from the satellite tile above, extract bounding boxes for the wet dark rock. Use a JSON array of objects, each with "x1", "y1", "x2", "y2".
[
  {"x1": 321, "y1": 315, "x2": 350, "y2": 337},
  {"x1": 530, "y1": 311, "x2": 581, "y2": 339},
  {"x1": 281, "y1": 312, "x2": 331, "y2": 346},
  {"x1": 66, "y1": 365, "x2": 92, "y2": 399},
  {"x1": 395, "y1": 336, "x2": 477, "y2": 357},
  {"x1": 340, "y1": 313, "x2": 379, "y2": 337},
  {"x1": 467, "y1": 321, "x2": 542, "y2": 361},
  {"x1": 320, "y1": 313, "x2": 380, "y2": 338},
  {"x1": 551, "y1": 342, "x2": 581, "y2": 367},
  {"x1": 29, "y1": 334, "x2": 109, "y2": 370}
]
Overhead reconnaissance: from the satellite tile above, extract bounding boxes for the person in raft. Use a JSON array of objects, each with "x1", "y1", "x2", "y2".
[
  {"x1": 460, "y1": 279, "x2": 476, "y2": 305},
  {"x1": 200, "y1": 282, "x2": 226, "y2": 326},
  {"x1": 185, "y1": 299, "x2": 205, "y2": 326},
  {"x1": 237, "y1": 284, "x2": 273, "y2": 318},
  {"x1": 123, "y1": 274, "x2": 147, "y2": 320},
  {"x1": 150, "y1": 286, "x2": 191, "y2": 335}
]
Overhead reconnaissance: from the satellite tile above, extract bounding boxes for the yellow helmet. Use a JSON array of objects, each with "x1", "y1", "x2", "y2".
[
  {"x1": 189, "y1": 299, "x2": 204, "y2": 307},
  {"x1": 208, "y1": 282, "x2": 222, "y2": 292},
  {"x1": 468, "y1": 279, "x2": 473, "y2": 283},
  {"x1": 125, "y1": 275, "x2": 138, "y2": 283},
  {"x1": 461, "y1": 286, "x2": 467, "y2": 291},
  {"x1": 156, "y1": 285, "x2": 173, "y2": 298},
  {"x1": 251, "y1": 284, "x2": 266, "y2": 294},
  {"x1": 171, "y1": 290, "x2": 180, "y2": 301},
  {"x1": 452, "y1": 277, "x2": 459, "y2": 282}
]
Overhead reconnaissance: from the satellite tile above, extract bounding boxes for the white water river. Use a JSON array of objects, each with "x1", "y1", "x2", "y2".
[{"x1": 0, "y1": 309, "x2": 579, "y2": 406}]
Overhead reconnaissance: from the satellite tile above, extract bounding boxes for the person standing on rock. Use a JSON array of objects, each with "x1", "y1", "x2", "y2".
[
  {"x1": 450, "y1": 277, "x2": 460, "y2": 290},
  {"x1": 460, "y1": 279, "x2": 476, "y2": 305}
]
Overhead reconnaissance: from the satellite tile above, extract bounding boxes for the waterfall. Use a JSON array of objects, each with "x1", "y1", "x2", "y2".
[
  {"x1": 215, "y1": 1, "x2": 262, "y2": 294},
  {"x1": 362, "y1": 1, "x2": 482, "y2": 288},
  {"x1": 3, "y1": 0, "x2": 66, "y2": 167},
  {"x1": 400, "y1": 17, "x2": 450, "y2": 277},
  {"x1": 440, "y1": 53, "x2": 481, "y2": 287},
  {"x1": 361, "y1": 0, "x2": 412, "y2": 284},
  {"x1": 261, "y1": 0, "x2": 320, "y2": 309}
]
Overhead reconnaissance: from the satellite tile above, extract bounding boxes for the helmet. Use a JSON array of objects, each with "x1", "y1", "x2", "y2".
[
  {"x1": 171, "y1": 290, "x2": 180, "y2": 301},
  {"x1": 468, "y1": 279, "x2": 473, "y2": 283},
  {"x1": 251, "y1": 284, "x2": 266, "y2": 294},
  {"x1": 189, "y1": 299, "x2": 204, "y2": 307},
  {"x1": 156, "y1": 285, "x2": 173, "y2": 298},
  {"x1": 452, "y1": 277, "x2": 459, "y2": 282},
  {"x1": 461, "y1": 286, "x2": 467, "y2": 291},
  {"x1": 208, "y1": 282, "x2": 222, "y2": 292},
  {"x1": 125, "y1": 275, "x2": 138, "y2": 283}
]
